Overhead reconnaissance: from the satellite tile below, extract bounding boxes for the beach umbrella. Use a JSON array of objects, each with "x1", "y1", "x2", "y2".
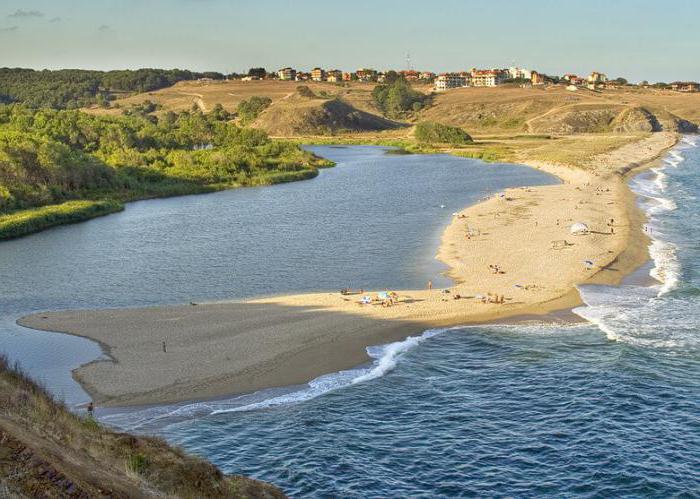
[{"x1": 570, "y1": 222, "x2": 590, "y2": 235}]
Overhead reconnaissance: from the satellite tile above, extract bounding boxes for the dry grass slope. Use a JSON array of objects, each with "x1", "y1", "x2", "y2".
[
  {"x1": 0, "y1": 355, "x2": 285, "y2": 498},
  {"x1": 88, "y1": 81, "x2": 699, "y2": 140},
  {"x1": 253, "y1": 92, "x2": 403, "y2": 136}
]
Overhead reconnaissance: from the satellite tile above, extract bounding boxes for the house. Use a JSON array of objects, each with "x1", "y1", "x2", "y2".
[
  {"x1": 326, "y1": 69, "x2": 343, "y2": 82},
  {"x1": 342, "y1": 72, "x2": 354, "y2": 81},
  {"x1": 471, "y1": 69, "x2": 505, "y2": 87},
  {"x1": 509, "y1": 67, "x2": 532, "y2": 80},
  {"x1": 311, "y1": 67, "x2": 326, "y2": 81},
  {"x1": 602, "y1": 80, "x2": 622, "y2": 89},
  {"x1": 277, "y1": 67, "x2": 296, "y2": 81},
  {"x1": 356, "y1": 68, "x2": 378, "y2": 81},
  {"x1": 435, "y1": 73, "x2": 467, "y2": 91},
  {"x1": 420, "y1": 71, "x2": 436, "y2": 81},
  {"x1": 531, "y1": 71, "x2": 545, "y2": 85},
  {"x1": 588, "y1": 71, "x2": 608, "y2": 84},
  {"x1": 670, "y1": 82, "x2": 700, "y2": 92},
  {"x1": 295, "y1": 72, "x2": 310, "y2": 81},
  {"x1": 401, "y1": 70, "x2": 420, "y2": 80}
]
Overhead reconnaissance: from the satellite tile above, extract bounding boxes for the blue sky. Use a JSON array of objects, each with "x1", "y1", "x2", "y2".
[{"x1": 0, "y1": 0, "x2": 697, "y2": 82}]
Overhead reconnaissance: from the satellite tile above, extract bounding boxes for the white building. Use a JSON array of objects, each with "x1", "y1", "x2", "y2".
[
  {"x1": 509, "y1": 67, "x2": 532, "y2": 80},
  {"x1": 277, "y1": 67, "x2": 296, "y2": 81},
  {"x1": 435, "y1": 73, "x2": 467, "y2": 91}
]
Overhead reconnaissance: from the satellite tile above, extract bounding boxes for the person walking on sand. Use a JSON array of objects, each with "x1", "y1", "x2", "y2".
[{"x1": 428, "y1": 280, "x2": 433, "y2": 290}]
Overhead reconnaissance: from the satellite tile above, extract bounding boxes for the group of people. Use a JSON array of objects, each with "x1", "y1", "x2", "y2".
[
  {"x1": 478, "y1": 293, "x2": 506, "y2": 304},
  {"x1": 358, "y1": 291, "x2": 399, "y2": 307},
  {"x1": 488, "y1": 264, "x2": 505, "y2": 274}
]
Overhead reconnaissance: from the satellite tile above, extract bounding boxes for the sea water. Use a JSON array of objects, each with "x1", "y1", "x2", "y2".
[{"x1": 101, "y1": 138, "x2": 700, "y2": 497}]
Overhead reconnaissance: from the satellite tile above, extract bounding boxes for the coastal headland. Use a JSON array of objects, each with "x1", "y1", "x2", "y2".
[{"x1": 18, "y1": 132, "x2": 678, "y2": 407}]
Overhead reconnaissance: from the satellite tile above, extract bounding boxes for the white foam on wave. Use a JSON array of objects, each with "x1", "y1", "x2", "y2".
[
  {"x1": 574, "y1": 137, "x2": 698, "y2": 343},
  {"x1": 100, "y1": 327, "x2": 452, "y2": 430},
  {"x1": 212, "y1": 328, "x2": 447, "y2": 414}
]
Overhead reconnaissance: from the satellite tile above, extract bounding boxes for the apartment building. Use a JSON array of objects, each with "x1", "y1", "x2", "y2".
[
  {"x1": 277, "y1": 67, "x2": 296, "y2": 81},
  {"x1": 471, "y1": 69, "x2": 505, "y2": 87},
  {"x1": 311, "y1": 67, "x2": 326, "y2": 81},
  {"x1": 435, "y1": 73, "x2": 467, "y2": 91}
]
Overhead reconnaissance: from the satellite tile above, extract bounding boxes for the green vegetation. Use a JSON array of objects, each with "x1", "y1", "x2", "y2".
[
  {"x1": 0, "y1": 68, "x2": 226, "y2": 109},
  {"x1": 372, "y1": 73, "x2": 429, "y2": 118},
  {"x1": 0, "y1": 200, "x2": 123, "y2": 240},
  {"x1": 0, "y1": 104, "x2": 332, "y2": 239},
  {"x1": 0, "y1": 354, "x2": 284, "y2": 497},
  {"x1": 236, "y1": 96, "x2": 272, "y2": 124},
  {"x1": 414, "y1": 122, "x2": 473, "y2": 145}
]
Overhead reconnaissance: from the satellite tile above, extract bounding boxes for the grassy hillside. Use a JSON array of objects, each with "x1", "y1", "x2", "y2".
[
  {"x1": 0, "y1": 356, "x2": 284, "y2": 497},
  {"x1": 252, "y1": 88, "x2": 403, "y2": 136},
  {"x1": 420, "y1": 86, "x2": 699, "y2": 135},
  {"x1": 97, "y1": 80, "x2": 700, "y2": 140}
]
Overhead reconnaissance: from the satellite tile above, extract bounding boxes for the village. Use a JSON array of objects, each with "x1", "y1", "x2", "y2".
[{"x1": 232, "y1": 65, "x2": 699, "y2": 93}]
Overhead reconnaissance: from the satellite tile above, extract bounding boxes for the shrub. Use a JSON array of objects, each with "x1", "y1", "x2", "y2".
[
  {"x1": 236, "y1": 96, "x2": 272, "y2": 124},
  {"x1": 125, "y1": 453, "x2": 150, "y2": 476},
  {"x1": 414, "y1": 122, "x2": 473, "y2": 145}
]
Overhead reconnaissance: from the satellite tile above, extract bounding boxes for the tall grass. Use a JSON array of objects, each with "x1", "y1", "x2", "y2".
[{"x1": 0, "y1": 199, "x2": 123, "y2": 240}]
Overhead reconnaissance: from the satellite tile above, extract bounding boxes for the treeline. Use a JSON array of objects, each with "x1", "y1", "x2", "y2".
[
  {"x1": 0, "y1": 68, "x2": 227, "y2": 109},
  {"x1": 0, "y1": 104, "x2": 331, "y2": 237}
]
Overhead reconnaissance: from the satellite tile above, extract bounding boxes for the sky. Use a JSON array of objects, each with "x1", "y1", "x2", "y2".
[{"x1": 0, "y1": 0, "x2": 698, "y2": 83}]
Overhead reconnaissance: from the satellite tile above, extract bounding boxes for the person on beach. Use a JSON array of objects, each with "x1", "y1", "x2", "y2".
[
  {"x1": 162, "y1": 340, "x2": 166, "y2": 353},
  {"x1": 87, "y1": 401, "x2": 94, "y2": 418},
  {"x1": 428, "y1": 280, "x2": 432, "y2": 290}
]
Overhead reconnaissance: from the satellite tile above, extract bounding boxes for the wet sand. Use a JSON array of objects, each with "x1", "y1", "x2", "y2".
[{"x1": 18, "y1": 132, "x2": 678, "y2": 407}]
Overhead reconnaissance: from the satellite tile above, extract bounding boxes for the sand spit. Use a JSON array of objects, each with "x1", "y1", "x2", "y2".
[{"x1": 18, "y1": 132, "x2": 678, "y2": 407}]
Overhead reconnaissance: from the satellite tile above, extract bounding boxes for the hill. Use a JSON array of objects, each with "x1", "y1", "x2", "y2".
[
  {"x1": 419, "y1": 85, "x2": 699, "y2": 135},
  {"x1": 0, "y1": 356, "x2": 284, "y2": 497},
  {"x1": 97, "y1": 81, "x2": 700, "y2": 139},
  {"x1": 252, "y1": 90, "x2": 402, "y2": 136}
]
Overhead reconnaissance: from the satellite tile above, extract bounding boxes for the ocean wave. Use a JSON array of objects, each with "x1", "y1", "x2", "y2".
[
  {"x1": 100, "y1": 327, "x2": 451, "y2": 430},
  {"x1": 212, "y1": 328, "x2": 447, "y2": 414},
  {"x1": 574, "y1": 137, "x2": 698, "y2": 344}
]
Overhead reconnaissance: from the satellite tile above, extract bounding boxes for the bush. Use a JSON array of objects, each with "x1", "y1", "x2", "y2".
[
  {"x1": 125, "y1": 453, "x2": 150, "y2": 476},
  {"x1": 414, "y1": 122, "x2": 473, "y2": 145},
  {"x1": 236, "y1": 96, "x2": 272, "y2": 124}
]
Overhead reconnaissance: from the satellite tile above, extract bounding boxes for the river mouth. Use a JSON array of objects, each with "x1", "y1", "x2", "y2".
[{"x1": 1, "y1": 145, "x2": 557, "y2": 405}]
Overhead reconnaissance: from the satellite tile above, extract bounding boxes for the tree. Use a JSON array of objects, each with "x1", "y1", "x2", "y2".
[
  {"x1": 247, "y1": 68, "x2": 267, "y2": 79},
  {"x1": 236, "y1": 96, "x2": 272, "y2": 124},
  {"x1": 372, "y1": 77, "x2": 427, "y2": 119}
]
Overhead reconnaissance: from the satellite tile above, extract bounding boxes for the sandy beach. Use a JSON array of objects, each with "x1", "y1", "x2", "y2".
[{"x1": 18, "y1": 132, "x2": 678, "y2": 407}]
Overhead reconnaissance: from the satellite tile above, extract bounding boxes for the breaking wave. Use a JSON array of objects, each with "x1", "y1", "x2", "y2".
[{"x1": 574, "y1": 135, "x2": 699, "y2": 348}]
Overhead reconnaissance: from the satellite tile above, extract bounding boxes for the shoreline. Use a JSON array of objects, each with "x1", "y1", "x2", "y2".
[{"x1": 17, "y1": 132, "x2": 679, "y2": 408}]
